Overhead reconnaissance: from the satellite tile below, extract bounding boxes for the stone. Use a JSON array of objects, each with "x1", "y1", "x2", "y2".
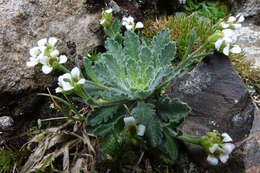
[
  {"x1": 166, "y1": 53, "x2": 256, "y2": 172},
  {"x1": 236, "y1": 19, "x2": 260, "y2": 68},
  {"x1": 0, "y1": 116, "x2": 14, "y2": 131},
  {"x1": 0, "y1": 0, "x2": 103, "y2": 117},
  {"x1": 232, "y1": 0, "x2": 260, "y2": 17}
]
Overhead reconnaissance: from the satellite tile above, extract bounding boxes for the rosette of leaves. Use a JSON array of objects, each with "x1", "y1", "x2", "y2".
[{"x1": 83, "y1": 28, "x2": 192, "y2": 164}]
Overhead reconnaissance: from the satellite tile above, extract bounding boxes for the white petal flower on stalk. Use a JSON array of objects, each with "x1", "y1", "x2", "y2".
[
  {"x1": 137, "y1": 124, "x2": 146, "y2": 136},
  {"x1": 122, "y1": 16, "x2": 135, "y2": 30},
  {"x1": 56, "y1": 73, "x2": 74, "y2": 93},
  {"x1": 124, "y1": 116, "x2": 136, "y2": 126},
  {"x1": 105, "y1": 8, "x2": 113, "y2": 13},
  {"x1": 135, "y1": 22, "x2": 144, "y2": 29},
  {"x1": 230, "y1": 45, "x2": 242, "y2": 54}
]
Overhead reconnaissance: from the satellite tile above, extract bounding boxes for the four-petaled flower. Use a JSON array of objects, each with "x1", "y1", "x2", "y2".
[
  {"x1": 55, "y1": 67, "x2": 86, "y2": 93},
  {"x1": 26, "y1": 37, "x2": 68, "y2": 74},
  {"x1": 201, "y1": 131, "x2": 235, "y2": 166},
  {"x1": 122, "y1": 16, "x2": 144, "y2": 30}
]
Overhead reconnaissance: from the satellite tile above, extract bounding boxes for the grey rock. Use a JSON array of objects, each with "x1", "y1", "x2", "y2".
[
  {"x1": 236, "y1": 20, "x2": 260, "y2": 68},
  {"x1": 0, "y1": 0, "x2": 103, "y2": 117},
  {"x1": 166, "y1": 53, "x2": 256, "y2": 172},
  {"x1": 233, "y1": 0, "x2": 260, "y2": 17},
  {"x1": 0, "y1": 116, "x2": 14, "y2": 130}
]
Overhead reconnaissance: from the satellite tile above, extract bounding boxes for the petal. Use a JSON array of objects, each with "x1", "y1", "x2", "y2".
[
  {"x1": 26, "y1": 59, "x2": 38, "y2": 67},
  {"x1": 230, "y1": 45, "x2": 242, "y2": 54},
  {"x1": 77, "y1": 78, "x2": 86, "y2": 85},
  {"x1": 137, "y1": 124, "x2": 146, "y2": 136},
  {"x1": 48, "y1": 37, "x2": 58, "y2": 47},
  {"x1": 222, "y1": 143, "x2": 235, "y2": 154},
  {"x1": 237, "y1": 15, "x2": 245, "y2": 23},
  {"x1": 71, "y1": 67, "x2": 80, "y2": 78},
  {"x1": 125, "y1": 24, "x2": 133, "y2": 30},
  {"x1": 228, "y1": 16, "x2": 236, "y2": 22},
  {"x1": 222, "y1": 29, "x2": 235, "y2": 38},
  {"x1": 221, "y1": 22, "x2": 229, "y2": 29},
  {"x1": 233, "y1": 23, "x2": 242, "y2": 29},
  {"x1": 100, "y1": 19, "x2": 105, "y2": 25},
  {"x1": 222, "y1": 133, "x2": 233, "y2": 142},
  {"x1": 55, "y1": 87, "x2": 63, "y2": 93},
  {"x1": 219, "y1": 154, "x2": 229, "y2": 163},
  {"x1": 128, "y1": 16, "x2": 134, "y2": 23},
  {"x1": 37, "y1": 38, "x2": 47, "y2": 46},
  {"x1": 62, "y1": 73, "x2": 72, "y2": 81},
  {"x1": 59, "y1": 55, "x2": 68, "y2": 64},
  {"x1": 105, "y1": 8, "x2": 112, "y2": 13},
  {"x1": 209, "y1": 144, "x2": 219, "y2": 154},
  {"x1": 135, "y1": 22, "x2": 144, "y2": 29},
  {"x1": 223, "y1": 44, "x2": 230, "y2": 56},
  {"x1": 124, "y1": 116, "x2": 136, "y2": 126},
  {"x1": 50, "y1": 50, "x2": 59, "y2": 57},
  {"x1": 39, "y1": 55, "x2": 49, "y2": 65},
  {"x1": 62, "y1": 81, "x2": 74, "y2": 91},
  {"x1": 215, "y1": 39, "x2": 224, "y2": 50},
  {"x1": 29, "y1": 47, "x2": 40, "y2": 57},
  {"x1": 207, "y1": 155, "x2": 219, "y2": 166},
  {"x1": 42, "y1": 65, "x2": 53, "y2": 74}
]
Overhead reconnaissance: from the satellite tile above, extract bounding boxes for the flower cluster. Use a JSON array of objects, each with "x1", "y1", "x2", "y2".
[
  {"x1": 208, "y1": 14, "x2": 244, "y2": 56},
  {"x1": 200, "y1": 131, "x2": 235, "y2": 165},
  {"x1": 100, "y1": 8, "x2": 113, "y2": 27},
  {"x1": 124, "y1": 116, "x2": 146, "y2": 137},
  {"x1": 55, "y1": 67, "x2": 86, "y2": 93},
  {"x1": 122, "y1": 16, "x2": 144, "y2": 31},
  {"x1": 26, "y1": 37, "x2": 67, "y2": 74}
]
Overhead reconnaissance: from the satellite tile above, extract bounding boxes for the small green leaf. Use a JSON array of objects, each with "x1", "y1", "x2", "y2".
[
  {"x1": 37, "y1": 119, "x2": 42, "y2": 129},
  {"x1": 88, "y1": 105, "x2": 120, "y2": 126},
  {"x1": 160, "y1": 131, "x2": 178, "y2": 163},
  {"x1": 157, "y1": 96, "x2": 191, "y2": 126}
]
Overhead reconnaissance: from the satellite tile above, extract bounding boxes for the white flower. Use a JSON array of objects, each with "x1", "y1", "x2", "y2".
[
  {"x1": 207, "y1": 155, "x2": 219, "y2": 166},
  {"x1": 122, "y1": 16, "x2": 135, "y2": 30},
  {"x1": 223, "y1": 44, "x2": 230, "y2": 56},
  {"x1": 236, "y1": 13, "x2": 245, "y2": 23},
  {"x1": 42, "y1": 65, "x2": 53, "y2": 74},
  {"x1": 59, "y1": 55, "x2": 68, "y2": 64},
  {"x1": 26, "y1": 57, "x2": 39, "y2": 67},
  {"x1": 105, "y1": 8, "x2": 113, "y2": 13},
  {"x1": 137, "y1": 124, "x2": 146, "y2": 136},
  {"x1": 135, "y1": 22, "x2": 144, "y2": 29},
  {"x1": 179, "y1": 0, "x2": 186, "y2": 4},
  {"x1": 230, "y1": 45, "x2": 242, "y2": 54},
  {"x1": 222, "y1": 133, "x2": 233, "y2": 142},
  {"x1": 228, "y1": 16, "x2": 236, "y2": 23},
  {"x1": 100, "y1": 19, "x2": 105, "y2": 25},
  {"x1": 38, "y1": 38, "x2": 47, "y2": 46},
  {"x1": 48, "y1": 37, "x2": 58, "y2": 47},
  {"x1": 206, "y1": 132, "x2": 235, "y2": 165},
  {"x1": 29, "y1": 47, "x2": 41, "y2": 57},
  {"x1": 55, "y1": 67, "x2": 86, "y2": 93},
  {"x1": 124, "y1": 116, "x2": 136, "y2": 126}
]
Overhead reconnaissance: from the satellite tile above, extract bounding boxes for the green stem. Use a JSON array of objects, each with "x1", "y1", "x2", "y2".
[
  {"x1": 85, "y1": 80, "x2": 109, "y2": 91},
  {"x1": 54, "y1": 64, "x2": 70, "y2": 73}
]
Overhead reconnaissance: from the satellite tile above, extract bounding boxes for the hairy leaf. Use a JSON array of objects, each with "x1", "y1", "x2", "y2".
[{"x1": 157, "y1": 96, "x2": 191, "y2": 126}]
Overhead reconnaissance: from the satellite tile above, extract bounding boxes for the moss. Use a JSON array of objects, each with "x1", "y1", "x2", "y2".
[
  {"x1": 142, "y1": 13, "x2": 215, "y2": 62},
  {"x1": 230, "y1": 54, "x2": 260, "y2": 93}
]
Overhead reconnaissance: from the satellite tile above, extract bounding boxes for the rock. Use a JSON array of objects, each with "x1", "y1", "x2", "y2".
[
  {"x1": 236, "y1": 19, "x2": 260, "y2": 68},
  {"x1": 232, "y1": 0, "x2": 260, "y2": 17},
  {"x1": 166, "y1": 53, "x2": 256, "y2": 172},
  {"x1": 0, "y1": 116, "x2": 14, "y2": 131},
  {"x1": 0, "y1": 0, "x2": 103, "y2": 117}
]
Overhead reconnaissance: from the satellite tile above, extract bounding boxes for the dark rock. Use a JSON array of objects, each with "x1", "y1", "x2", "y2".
[
  {"x1": 0, "y1": 116, "x2": 14, "y2": 131},
  {"x1": 166, "y1": 53, "x2": 256, "y2": 172}
]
